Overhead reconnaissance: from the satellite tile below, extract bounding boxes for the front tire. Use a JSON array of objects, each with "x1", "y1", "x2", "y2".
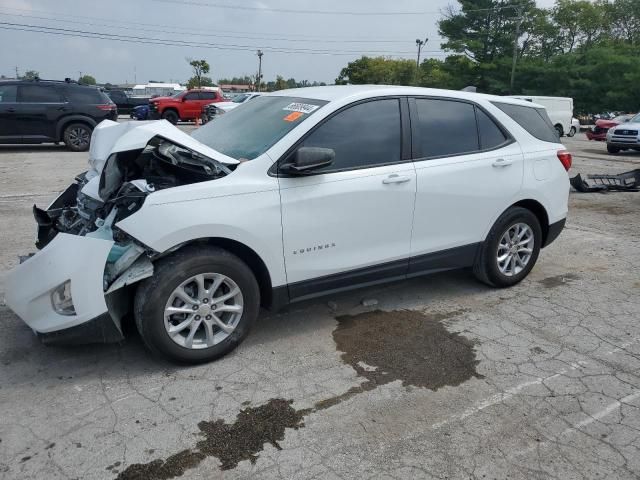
[
  {"x1": 554, "y1": 124, "x2": 564, "y2": 137},
  {"x1": 162, "y1": 109, "x2": 179, "y2": 124},
  {"x1": 473, "y1": 207, "x2": 542, "y2": 288},
  {"x1": 568, "y1": 126, "x2": 576, "y2": 137},
  {"x1": 607, "y1": 144, "x2": 621, "y2": 154},
  {"x1": 63, "y1": 123, "x2": 92, "y2": 152},
  {"x1": 134, "y1": 246, "x2": 260, "y2": 363}
]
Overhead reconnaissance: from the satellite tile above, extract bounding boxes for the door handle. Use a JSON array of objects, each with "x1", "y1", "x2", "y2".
[
  {"x1": 492, "y1": 158, "x2": 513, "y2": 168},
  {"x1": 382, "y1": 174, "x2": 411, "y2": 184}
]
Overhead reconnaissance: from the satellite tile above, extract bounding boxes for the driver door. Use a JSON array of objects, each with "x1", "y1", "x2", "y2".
[{"x1": 277, "y1": 98, "x2": 416, "y2": 300}]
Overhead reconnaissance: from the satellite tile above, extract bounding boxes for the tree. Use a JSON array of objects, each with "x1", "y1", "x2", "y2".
[
  {"x1": 22, "y1": 70, "x2": 39, "y2": 80},
  {"x1": 187, "y1": 76, "x2": 214, "y2": 89},
  {"x1": 273, "y1": 75, "x2": 288, "y2": 91},
  {"x1": 78, "y1": 74, "x2": 96, "y2": 85},
  {"x1": 187, "y1": 58, "x2": 210, "y2": 88},
  {"x1": 335, "y1": 56, "x2": 415, "y2": 85}
]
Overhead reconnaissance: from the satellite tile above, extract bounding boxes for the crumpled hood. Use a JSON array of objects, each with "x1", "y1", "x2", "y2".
[{"x1": 86, "y1": 120, "x2": 239, "y2": 179}]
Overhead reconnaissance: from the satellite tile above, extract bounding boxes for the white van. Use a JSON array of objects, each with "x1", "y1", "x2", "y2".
[{"x1": 508, "y1": 96, "x2": 573, "y2": 137}]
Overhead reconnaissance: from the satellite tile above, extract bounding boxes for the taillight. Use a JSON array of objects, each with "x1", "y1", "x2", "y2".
[
  {"x1": 557, "y1": 150, "x2": 572, "y2": 171},
  {"x1": 96, "y1": 104, "x2": 116, "y2": 111}
]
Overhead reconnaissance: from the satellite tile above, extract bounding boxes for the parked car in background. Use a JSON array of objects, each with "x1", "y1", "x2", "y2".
[
  {"x1": 0, "y1": 78, "x2": 117, "y2": 151},
  {"x1": 508, "y1": 96, "x2": 573, "y2": 137},
  {"x1": 201, "y1": 92, "x2": 262, "y2": 124},
  {"x1": 587, "y1": 114, "x2": 635, "y2": 141},
  {"x1": 5, "y1": 86, "x2": 570, "y2": 363},
  {"x1": 568, "y1": 117, "x2": 580, "y2": 137},
  {"x1": 106, "y1": 90, "x2": 150, "y2": 115},
  {"x1": 606, "y1": 112, "x2": 640, "y2": 153},
  {"x1": 131, "y1": 104, "x2": 150, "y2": 120},
  {"x1": 149, "y1": 88, "x2": 225, "y2": 124}
]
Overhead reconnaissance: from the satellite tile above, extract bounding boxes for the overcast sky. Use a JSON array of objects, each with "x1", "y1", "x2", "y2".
[{"x1": 0, "y1": 0, "x2": 557, "y2": 85}]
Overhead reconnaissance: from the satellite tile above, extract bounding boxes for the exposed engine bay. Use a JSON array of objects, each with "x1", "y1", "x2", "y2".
[{"x1": 33, "y1": 135, "x2": 233, "y2": 291}]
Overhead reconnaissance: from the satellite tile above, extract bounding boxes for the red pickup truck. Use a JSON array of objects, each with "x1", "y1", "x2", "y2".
[{"x1": 149, "y1": 89, "x2": 224, "y2": 124}]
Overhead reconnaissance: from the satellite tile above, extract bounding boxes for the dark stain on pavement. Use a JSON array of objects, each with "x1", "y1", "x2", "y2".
[
  {"x1": 329, "y1": 309, "x2": 482, "y2": 392},
  {"x1": 116, "y1": 309, "x2": 479, "y2": 478},
  {"x1": 117, "y1": 399, "x2": 309, "y2": 479},
  {"x1": 539, "y1": 273, "x2": 580, "y2": 288}
]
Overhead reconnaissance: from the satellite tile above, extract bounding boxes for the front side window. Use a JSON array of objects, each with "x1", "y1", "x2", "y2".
[
  {"x1": 493, "y1": 102, "x2": 559, "y2": 143},
  {"x1": 0, "y1": 85, "x2": 17, "y2": 103},
  {"x1": 18, "y1": 85, "x2": 63, "y2": 103},
  {"x1": 295, "y1": 99, "x2": 401, "y2": 172},
  {"x1": 415, "y1": 99, "x2": 479, "y2": 158},
  {"x1": 191, "y1": 95, "x2": 328, "y2": 160}
]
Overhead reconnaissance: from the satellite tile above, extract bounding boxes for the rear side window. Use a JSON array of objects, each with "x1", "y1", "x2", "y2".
[
  {"x1": 415, "y1": 99, "x2": 479, "y2": 157},
  {"x1": 18, "y1": 85, "x2": 63, "y2": 103},
  {"x1": 493, "y1": 102, "x2": 559, "y2": 143},
  {"x1": 476, "y1": 108, "x2": 508, "y2": 149},
  {"x1": 201, "y1": 91, "x2": 217, "y2": 100},
  {"x1": 298, "y1": 98, "x2": 401, "y2": 172},
  {"x1": 184, "y1": 92, "x2": 200, "y2": 100},
  {"x1": 0, "y1": 84, "x2": 17, "y2": 102},
  {"x1": 67, "y1": 87, "x2": 109, "y2": 104}
]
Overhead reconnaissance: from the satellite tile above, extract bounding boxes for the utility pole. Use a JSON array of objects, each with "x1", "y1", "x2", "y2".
[
  {"x1": 256, "y1": 50, "x2": 263, "y2": 92},
  {"x1": 415, "y1": 37, "x2": 428, "y2": 70},
  {"x1": 15, "y1": 66, "x2": 19, "y2": 79},
  {"x1": 510, "y1": 6, "x2": 524, "y2": 94}
]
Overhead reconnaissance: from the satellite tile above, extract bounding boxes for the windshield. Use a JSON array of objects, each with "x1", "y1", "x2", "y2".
[
  {"x1": 191, "y1": 96, "x2": 328, "y2": 160},
  {"x1": 630, "y1": 113, "x2": 640, "y2": 123},
  {"x1": 232, "y1": 93, "x2": 250, "y2": 103},
  {"x1": 613, "y1": 115, "x2": 631, "y2": 123}
]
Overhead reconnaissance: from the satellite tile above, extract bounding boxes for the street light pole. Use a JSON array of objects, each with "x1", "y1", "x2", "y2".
[
  {"x1": 256, "y1": 50, "x2": 263, "y2": 92},
  {"x1": 415, "y1": 37, "x2": 428, "y2": 70}
]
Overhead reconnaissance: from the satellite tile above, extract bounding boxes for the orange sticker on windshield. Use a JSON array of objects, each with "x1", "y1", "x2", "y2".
[{"x1": 283, "y1": 111, "x2": 303, "y2": 122}]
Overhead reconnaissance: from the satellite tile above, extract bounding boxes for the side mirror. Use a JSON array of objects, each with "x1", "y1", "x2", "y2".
[
  {"x1": 624, "y1": 118, "x2": 630, "y2": 122},
  {"x1": 280, "y1": 147, "x2": 335, "y2": 174}
]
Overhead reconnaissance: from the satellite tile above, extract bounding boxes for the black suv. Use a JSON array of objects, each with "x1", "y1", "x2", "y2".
[{"x1": 0, "y1": 79, "x2": 117, "y2": 151}]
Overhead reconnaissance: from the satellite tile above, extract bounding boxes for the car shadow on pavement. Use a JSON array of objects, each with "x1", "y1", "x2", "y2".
[{"x1": 0, "y1": 144, "x2": 69, "y2": 153}]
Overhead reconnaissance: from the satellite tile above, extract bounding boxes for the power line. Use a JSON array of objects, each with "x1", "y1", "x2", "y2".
[
  {"x1": 0, "y1": 22, "x2": 448, "y2": 57},
  {"x1": 151, "y1": 0, "x2": 530, "y2": 16}
]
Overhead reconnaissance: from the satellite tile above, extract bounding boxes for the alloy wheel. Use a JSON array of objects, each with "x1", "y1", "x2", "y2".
[{"x1": 496, "y1": 223, "x2": 535, "y2": 277}]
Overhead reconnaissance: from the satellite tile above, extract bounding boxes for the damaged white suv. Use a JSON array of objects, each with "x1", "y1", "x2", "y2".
[{"x1": 6, "y1": 86, "x2": 570, "y2": 363}]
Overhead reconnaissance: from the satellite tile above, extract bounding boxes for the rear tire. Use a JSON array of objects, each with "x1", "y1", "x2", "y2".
[
  {"x1": 568, "y1": 126, "x2": 576, "y2": 137},
  {"x1": 607, "y1": 144, "x2": 620, "y2": 154},
  {"x1": 134, "y1": 246, "x2": 260, "y2": 364},
  {"x1": 63, "y1": 123, "x2": 92, "y2": 152},
  {"x1": 473, "y1": 207, "x2": 542, "y2": 288},
  {"x1": 554, "y1": 124, "x2": 564, "y2": 137},
  {"x1": 162, "y1": 109, "x2": 179, "y2": 124}
]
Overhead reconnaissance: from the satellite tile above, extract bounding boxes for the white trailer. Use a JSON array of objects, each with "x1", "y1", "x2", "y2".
[{"x1": 508, "y1": 96, "x2": 574, "y2": 137}]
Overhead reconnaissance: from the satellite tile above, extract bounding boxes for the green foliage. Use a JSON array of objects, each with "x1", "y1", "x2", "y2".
[
  {"x1": 22, "y1": 70, "x2": 39, "y2": 80},
  {"x1": 78, "y1": 74, "x2": 96, "y2": 85},
  {"x1": 335, "y1": 0, "x2": 640, "y2": 112},
  {"x1": 187, "y1": 76, "x2": 214, "y2": 89},
  {"x1": 187, "y1": 58, "x2": 211, "y2": 88}
]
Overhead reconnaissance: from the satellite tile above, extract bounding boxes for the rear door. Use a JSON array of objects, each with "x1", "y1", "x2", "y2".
[
  {"x1": 408, "y1": 97, "x2": 524, "y2": 274},
  {"x1": 278, "y1": 97, "x2": 416, "y2": 299},
  {"x1": 182, "y1": 91, "x2": 202, "y2": 119},
  {"x1": 16, "y1": 84, "x2": 65, "y2": 141},
  {"x1": 0, "y1": 84, "x2": 20, "y2": 143}
]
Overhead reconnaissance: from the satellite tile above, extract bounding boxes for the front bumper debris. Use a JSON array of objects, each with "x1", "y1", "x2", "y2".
[{"x1": 5, "y1": 233, "x2": 115, "y2": 335}]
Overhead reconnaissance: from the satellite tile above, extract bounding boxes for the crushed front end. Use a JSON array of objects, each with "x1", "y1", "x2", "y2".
[{"x1": 5, "y1": 120, "x2": 236, "y2": 345}]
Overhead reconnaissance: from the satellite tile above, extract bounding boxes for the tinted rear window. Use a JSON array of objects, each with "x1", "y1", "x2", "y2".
[
  {"x1": 18, "y1": 85, "x2": 63, "y2": 103},
  {"x1": 67, "y1": 87, "x2": 109, "y2": 104},
  {"x1": 493, "y1": 102, "x2": 558, "y2": 143},
  {"x1": 476, "y1": 108, "x2": 508, "y2": 149}
]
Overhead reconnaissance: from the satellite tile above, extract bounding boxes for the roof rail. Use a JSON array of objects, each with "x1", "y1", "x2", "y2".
[{"x1": 23, "y1": 77, "x2": 80, "y2": 84}]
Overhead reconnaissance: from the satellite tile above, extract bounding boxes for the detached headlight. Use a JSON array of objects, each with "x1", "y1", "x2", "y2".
[{"x1": 51, "y1": 280, "x2": 76, "y2": 316}]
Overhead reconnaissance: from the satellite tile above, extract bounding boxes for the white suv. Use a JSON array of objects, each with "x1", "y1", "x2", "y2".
[{"x1": 5, "y1": 86, "x2": 571, "y2": 363}]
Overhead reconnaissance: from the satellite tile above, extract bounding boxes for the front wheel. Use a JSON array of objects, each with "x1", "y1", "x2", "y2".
[
  {"x1": 568, "y1": 126, "x2": 577, "y2": 137},
  {"x1": 607, "y1": 144, "x2": 621, "y2": 154},
  {"x1": 63, "y1": 123, "x2": 92, "y2": 152},
  {"x1": 473, "y1": 207, "x2": 542, "y2": 288},
  {"x1": 161, "y1": 109, "x2": 179, "y2": 124},
  {"x1": 134, "y1": 246, "x2": 260, "y2": 363},
  {"x1": 554, "y1": 124, "x2": 564, "y2": 137}
]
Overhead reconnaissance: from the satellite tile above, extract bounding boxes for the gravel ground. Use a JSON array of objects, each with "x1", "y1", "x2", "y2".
[{"x1": 1, "y1": 130, "x2": 639, "y2": 480}]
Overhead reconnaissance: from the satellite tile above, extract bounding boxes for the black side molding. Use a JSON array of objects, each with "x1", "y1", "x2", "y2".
[{"x1": 543, "y1": 218, "x2": 566, "y2": 248}]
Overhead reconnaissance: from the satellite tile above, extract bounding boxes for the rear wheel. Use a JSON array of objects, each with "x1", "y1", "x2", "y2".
[
  {"x1": 63, "y1": 123, "x2": 92, "y2": 152},
  {"x1": 134, "y1": 246, "x2": 260, "y2": 363},
  {"x1": 607, "y1": 144, "x2": 620, "y2": 154},
  {"x1": 568, "y1": 126, "x2": 577, "y2": 137},
  {"x1": 554, "y1": 124, "x2": 564, "y2": 137},
  {"x1": 162, "y1": 109, "x2": 179, "y2": 124},
  {"x1": 473, "y1": 207, "x2": 542, "y2": 288}
]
